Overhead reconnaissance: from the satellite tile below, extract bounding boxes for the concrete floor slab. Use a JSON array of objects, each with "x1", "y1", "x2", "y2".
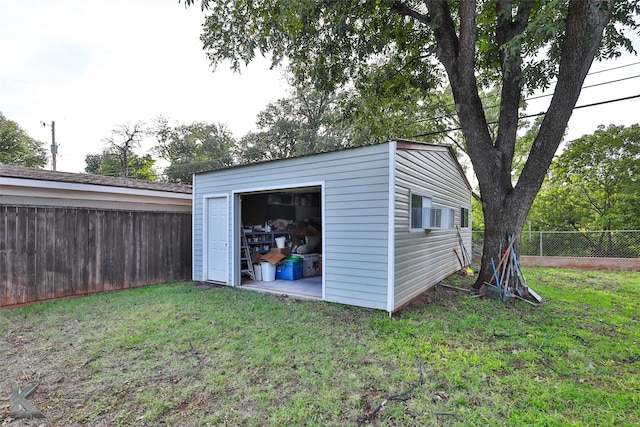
[{"x1": 241, "y1": 276, "x2": 322, "y2": 299}]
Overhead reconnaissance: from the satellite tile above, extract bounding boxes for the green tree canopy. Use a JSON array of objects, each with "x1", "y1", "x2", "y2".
[
  {"x1": 102, "y1": 122, "x2": 147, "y2": 178},
  {"x1": 0, "y1": 112, "x2": 48, "y2": 168},
  {"x1": 184, "y1": 0, "x2": 640, "y2": 288},
  {"x1": 528, "y1": 123, "x2": 640, "y2": 231},
  {"x1": 85, "y1": 150, "x2": 157, "y2": 181},
  {"x1": 151, "y1": 118, "x2": 235, "y2": 184},
  {"x1": 235, "y1": 77, "x2": 459, "y2": 165},
  {"x1": 85, "y1": 121, "x2": 156, "y2": 181},
  {"x1": 235, "y1": 77, "x2": 349, "y2": 163}
]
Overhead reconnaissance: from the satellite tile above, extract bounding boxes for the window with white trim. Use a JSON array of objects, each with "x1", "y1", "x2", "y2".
[
  {"x1": 441, "y1": 207, "x2": 455, "y2": 229},
  {"x1": 460, "y1": 206, "x2": 471, "y2": 228},
  {"x1": 411, "y1": 192, "x2": 455, "y2": 230},
  {"x1": 411, "y1": 193, "x2": 432, "y2": 229}
]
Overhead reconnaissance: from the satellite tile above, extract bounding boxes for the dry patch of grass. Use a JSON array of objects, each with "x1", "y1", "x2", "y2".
[{"x1": 1, "y1": 268, "x2": 638, "y2": 426}]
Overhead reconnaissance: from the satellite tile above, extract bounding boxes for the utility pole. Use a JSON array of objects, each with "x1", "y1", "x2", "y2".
[{"x1": 41, "y1": 121, "x2": 58, "y2": 171}]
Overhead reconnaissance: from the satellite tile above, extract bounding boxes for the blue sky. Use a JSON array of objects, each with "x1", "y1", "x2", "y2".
[{"x1": 1, "y1": 0, "x2": 639, "y2": 174}]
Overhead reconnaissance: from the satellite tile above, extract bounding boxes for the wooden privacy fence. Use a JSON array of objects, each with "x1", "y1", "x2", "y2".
[{"x1": 1, "y1": 206, "x2": 192, "y2": 307}]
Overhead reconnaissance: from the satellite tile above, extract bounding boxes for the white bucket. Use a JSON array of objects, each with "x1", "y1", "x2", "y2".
[
  {"x1": 261, "y1": 262, "x2": 276, "y2": 282},
  {"x1": 275, "y1": 236, "x2": 286, "y2": 248}
]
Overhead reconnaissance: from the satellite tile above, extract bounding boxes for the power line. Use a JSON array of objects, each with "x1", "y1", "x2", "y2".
[
  {"x1": 86, "y1": 63, "x2": 640, "y2": 177},
  {"x1": 93, "y1": 92, "x2": 640, "y2": 177},
  {"x1": 587, "y1": 60, "x2": 640, "y2": 75},
  {"x1": 573, "y1": 93, "x2": 640, "y2": 110},
  {"x1": 525, "y1": 73, "x2": 640, "y2": 102},
  {"x1": 416, "y1": 61, "x2": 640, "y2": 123},
  {"x1": 413, "y1": 93, "x2": 640, "y2": 138}
]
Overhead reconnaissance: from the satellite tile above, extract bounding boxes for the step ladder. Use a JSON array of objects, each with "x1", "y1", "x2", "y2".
[{"x1": 240, "y1": 225, "x2": 255, "y2": 280}]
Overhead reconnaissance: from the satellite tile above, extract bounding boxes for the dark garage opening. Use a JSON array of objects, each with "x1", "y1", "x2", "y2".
[{"x1": 239, "y1": 186, "x2": 323, "y2": 299}]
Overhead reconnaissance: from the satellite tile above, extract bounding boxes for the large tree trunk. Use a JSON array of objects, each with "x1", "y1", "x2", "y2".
[
  {"x1": 477, "y1": 191, "x2": 530, "y2": 288},
  {"x1": 425, "y1": 0, "x2": 615, "y2": 289}
]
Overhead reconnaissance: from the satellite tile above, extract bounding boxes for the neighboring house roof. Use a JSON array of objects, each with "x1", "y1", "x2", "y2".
[
  {"x1": 0, "y1": 164, "x2": 191, "y2": 194},
  {"x1": 0, "y1": 165, "x2": 192, "y2": 212}
]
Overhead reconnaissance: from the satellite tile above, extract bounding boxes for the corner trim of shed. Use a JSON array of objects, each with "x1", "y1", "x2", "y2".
[{"x1": 387, "y1": 141, "x2": 397, "y2": 313}]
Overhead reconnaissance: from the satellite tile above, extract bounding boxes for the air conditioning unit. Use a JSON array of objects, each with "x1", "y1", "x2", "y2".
[{"x1": 424, "y1": 207, "x2": 455, "y2": 230}]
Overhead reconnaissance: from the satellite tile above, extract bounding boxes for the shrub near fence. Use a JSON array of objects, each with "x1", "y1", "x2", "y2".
[
  {"x1": 472, "y1": 230, "x2": 640, "y2": 259},
  {"x1": 1, "y1": 206, "x2": 192, "y2": 307}
]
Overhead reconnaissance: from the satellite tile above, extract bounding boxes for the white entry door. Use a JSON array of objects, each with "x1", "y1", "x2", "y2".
[{"x1": 206, "y1": 196, "x2": 228, "y2": 282}]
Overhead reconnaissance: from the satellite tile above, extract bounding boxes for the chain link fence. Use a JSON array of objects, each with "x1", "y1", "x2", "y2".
[{"x1": 472, "y1": 230, "x2": 640, "y2": 259}]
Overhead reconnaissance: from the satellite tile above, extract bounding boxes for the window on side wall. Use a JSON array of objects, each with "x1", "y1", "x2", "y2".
[
  {"x1": 410, "y1": 192, "x2": 432, "y2": 230},
  {"x1": 441, "y1": 207, "x2": 455, "y2": 229},
  {"x1": 431, "y1": 207, "x2": 455, "y2": 229},
  {"x1": 411, "y1": 191, "x2": 456, "y2": 230},
  {"x1": 460, "y1": 206, "x2": 471, "y2": 228}
]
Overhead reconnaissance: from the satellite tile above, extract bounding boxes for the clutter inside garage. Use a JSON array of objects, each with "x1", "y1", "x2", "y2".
[{"x1": 241, "y1": 189, "x2": 322, "y2": 282}]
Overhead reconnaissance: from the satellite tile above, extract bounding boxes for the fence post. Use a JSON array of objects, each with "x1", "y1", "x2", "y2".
[{"x1": 539, "y1": 231, "x2": 543, "y2": 256}]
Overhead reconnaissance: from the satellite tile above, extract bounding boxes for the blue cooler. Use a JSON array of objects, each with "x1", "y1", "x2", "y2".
[{"x1": 276, "y1": 258, "x2": 303, "y2": 280}]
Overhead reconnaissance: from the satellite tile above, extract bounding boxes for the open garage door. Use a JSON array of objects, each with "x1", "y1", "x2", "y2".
[{"x1": 238, "y1": 185, "x2": 323, "y2": 299}]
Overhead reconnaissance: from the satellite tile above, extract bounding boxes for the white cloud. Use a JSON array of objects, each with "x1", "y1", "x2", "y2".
[{"x1": 1, "y1": 0, "x2": 288, "y2": 172}]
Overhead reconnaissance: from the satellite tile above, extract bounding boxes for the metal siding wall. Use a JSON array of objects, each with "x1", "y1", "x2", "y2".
[
  {"x1": 192, "y1": 190, "x2": 204, "y2": 280},
  {"x1": 193, "y1": 144, "x2": 391, "y2": 310},
  {"x1": 394, "y1": 148, "x2": 472, "y2": 310},
  {"x1": 192, "y1": 186, "x2": 225, "y2": 282}
]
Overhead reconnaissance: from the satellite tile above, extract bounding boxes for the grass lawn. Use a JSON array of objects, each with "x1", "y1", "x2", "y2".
[{"x1": 1, "y1": 267, "x2": 638, "y2": 426}]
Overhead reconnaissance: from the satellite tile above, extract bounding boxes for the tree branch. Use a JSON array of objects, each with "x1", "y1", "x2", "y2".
[
  {"x1": 517, "y1": 0, "x2": 615, "y2": 206},
  {"x1": 445, "y1": 134, "x2": 465, "y2": 152},
  {"x1": 391, "y1": 1, "x2": 430, "y2": 26},
  {"x1": 494, "y1": 1, "x2": 532, "y2": 191},
  {"x1": 458, "y1": 0, "x2": 477, "y2": 77},
  {"x1": 425, "y1": 0, "x2": 460, "y2": 69},
  {"x1": 425, "y1": 0, "x2": 496, "y2": 188},
  {"x1": 497, "y1": 0, "x2": 534, "y2": 43}
]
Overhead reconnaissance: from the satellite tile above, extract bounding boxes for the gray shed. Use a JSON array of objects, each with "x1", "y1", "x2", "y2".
[{"x1": 192, "y1": 140, "x2": 472, "y2": 313}]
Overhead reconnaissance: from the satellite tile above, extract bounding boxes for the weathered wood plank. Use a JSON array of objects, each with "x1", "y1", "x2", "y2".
[
  {"x1": 164, "y1": 213, "x2": 172, "y2": 281},
  {"x1": 53, "y1": 209, "x2": 66, "y2": 299},
  {"x1": 124, "y1": 211, "x2": 135, "y2": 288},
  {"x1": 34, "y1": 208, "x2": 45, "y2": 301},
  {"x1": 25, "y1": 208, "x2": 38, "y2": 303},
  {"x1": 0, "y1": 207, "x2": 5, "y2": 305},
  {"x1": 114, "y1": 211, "x2": 125, "y2": 289},
  {"x1": 64, "y1": 208, "x2": 77, "y2": 297},
  {"x1": 134, "y1": 212, "x2": 143, "y2": 285},
  {"x1": 10, "y1": 385, "x2": 45, "y2": 419},
  {"x1": 149, "y1": 212, "x2": 160, "y2": 283},
  {"x1": 43, "y1": 208, "x2": 56, "y2": 300},
  {"x1": 1, "y1": 206, "x2": 192, "y2": 306},
  {"x1": 75, "y1": 209, "x2": 89, "y2": 295},
  {"x1": 1, "y1": 207, "x2": 14, "y2": 306},
  {"x1": 89, "y1": 209, "x2": 102, "y2": 290},
  {"x1": 13, "y1": 207, "x2": 27, "y2": 304},
  {"x1": 103, "y1": 210, "x2": 115, "y2": 292},
  {"x1": 172, "y1": 214, "x2": 180, "y2": 279}
]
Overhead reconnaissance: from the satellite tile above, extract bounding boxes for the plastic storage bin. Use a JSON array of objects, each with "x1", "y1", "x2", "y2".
[
  {"x1": 261, "y1": 262, "x2": 276, "y2": 282},
  {"x1": 276, "y1": 259, "x2": 303, "y2": 280}
]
